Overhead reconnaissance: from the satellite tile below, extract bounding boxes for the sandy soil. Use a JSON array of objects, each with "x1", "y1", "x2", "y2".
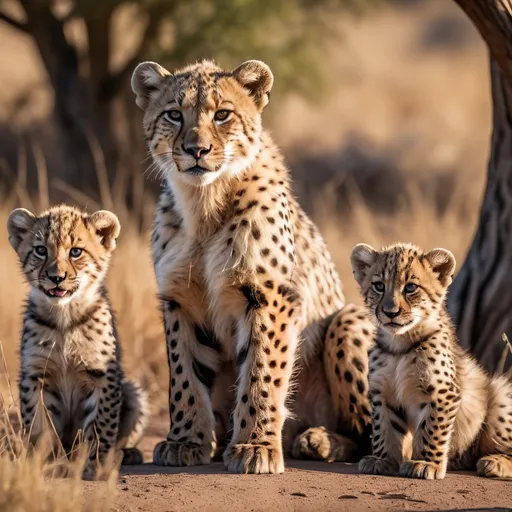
[{"x1": 82, "y1": 428, "x2": 512, "y2": 512}]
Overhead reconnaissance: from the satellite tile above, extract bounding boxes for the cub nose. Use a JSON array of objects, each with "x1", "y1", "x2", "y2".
[
  {"x1": 182, "y1": 144, "x2": 212, "y2": 160},
  {"x1": 382, "y1": 299, "x2": 401, "y2": 319},
  {"x1": 46, "y1": 271, "x2": 66, "y2": 285}
]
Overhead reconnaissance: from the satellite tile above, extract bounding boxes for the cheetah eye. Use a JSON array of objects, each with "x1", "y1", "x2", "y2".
[
  {"x1": 214, "y1": 110, "x2": 231, "y2": 123},
  {"x1": 372, "y1": 281, "x2": 385, "y2": 293},
  {"x1": 164, "y1": 110, "x2": 182, "y2": 125},
  {"x1": 34, "y1": 246, "x2": 47, "y2": 258},
  {"x1": 70, "y1": 248, "x2": 83, "y2": 259},
  {"x1": 404, "y1": 283, "x2": 418, "y2": 294}
]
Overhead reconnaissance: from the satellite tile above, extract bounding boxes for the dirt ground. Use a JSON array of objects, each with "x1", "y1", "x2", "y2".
[{"x1": 82, "y1": 426, "x2": 512, "y2": 512}]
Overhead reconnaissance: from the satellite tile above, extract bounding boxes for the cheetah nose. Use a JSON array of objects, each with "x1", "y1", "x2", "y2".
[
  {"x1": 46, "y1": 271, "x2": 66, "y2": 285},
  {"x1": 383, "y1": 308, "x2": 401, "y2": 319},
  {"x1": 182, "y1": 144, "x2": 212, "y2": 160}
]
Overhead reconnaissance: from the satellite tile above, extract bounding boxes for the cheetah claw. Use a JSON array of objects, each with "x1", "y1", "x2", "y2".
[
  {"x1": 223, "y1": 443, "x2": 284, "y2": 474},
  {"x1": 153, "y1": 440, "x2": 210, "y2": 466},
  {"x1": 399, "y1": 460, "x2": 446, "y2": 480}
]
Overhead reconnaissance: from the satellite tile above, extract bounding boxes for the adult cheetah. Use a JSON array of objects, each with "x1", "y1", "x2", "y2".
[{"x1": 131, "y1": 59, "x2": 373, "y2": 473}]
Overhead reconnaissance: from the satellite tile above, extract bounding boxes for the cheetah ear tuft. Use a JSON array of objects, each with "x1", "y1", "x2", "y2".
[
  {"x1": 88, "y1": 210, "x2": 121, "y2": 251},
  {"x1": 232, "y1": 60, "x2": 274, "y2": 110},
  {"x1": 424, "y1": 248, "x2": 456, "y2": 287},
  {"x1": 350, "y1": 244, "x2": 378, "y2": 286},
  {"x1": 7, "y1": 208, "x2": 36, "y2": 252},
  {"x1": 131, "y1": 61, "x2": 171, "y2": 111}
]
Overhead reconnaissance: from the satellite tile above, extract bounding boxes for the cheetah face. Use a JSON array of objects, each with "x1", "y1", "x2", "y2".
[
  {"x1": 350, "y1": 243, "x2": 456, "y2": 336},
  {"x1": 131, "y1": 59, "x2": 273, "y2": 188},
  {"x1": 7, "y1": 206, "x2": 120, "y2": 306}
]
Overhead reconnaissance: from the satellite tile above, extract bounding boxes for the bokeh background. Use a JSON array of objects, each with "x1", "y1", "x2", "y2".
[{"x1": 0, "y1": 0, "x2": 490, "y2": 415}]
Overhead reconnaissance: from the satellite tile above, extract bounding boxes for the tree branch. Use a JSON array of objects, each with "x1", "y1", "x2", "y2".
[
  {"x1": 0, "y1": 10, "x2": 28, "y2": 33},
  {"x1": 454, "y1": 0, "x2": 512, "y2": 86},
  {"x1": 99, "y1": 4, "x2": 168, "y2": 102}
]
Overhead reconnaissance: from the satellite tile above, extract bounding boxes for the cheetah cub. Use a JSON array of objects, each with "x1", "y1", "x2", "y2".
[
  {"x1": 351, "y1": 242, "x2": 512, "y2": 480},
  {"x1": 7, "y1": 205, "x2": 147, "y2": 478}
]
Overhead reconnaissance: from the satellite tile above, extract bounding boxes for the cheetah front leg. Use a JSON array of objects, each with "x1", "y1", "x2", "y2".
[
  {"x1": 153, "y1": 300, "x2": 216, "y2": 466},
  {"x1": 399, "y1": 384, "x2": 460, "y2": 480},
  {"x1": 223, "y1": 284, "x2": 300, "y2": 474},
  {"x1": 81, "y1": 361, "x2": 123, "y2": 480}
]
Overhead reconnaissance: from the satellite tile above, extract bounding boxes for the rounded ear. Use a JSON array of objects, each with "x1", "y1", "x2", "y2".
[
  {"x1": 131, "y1": 61, "x2": 171, "y2": 111},
  {"x1": 88, "y1": 210, "x2": 121, "y2": 251},
  {"x1": 350, "y1": 243, "x2": 378, "y2": 286},
  {"x1": 232, "y1": 60, "x2": 274, "y2": 110},
  {"x1": 424, "y1": 248, "x2": 456, "y2": 287},
  {"x1": 7, "y1": 208, "x2": 36, "y2": 252}
]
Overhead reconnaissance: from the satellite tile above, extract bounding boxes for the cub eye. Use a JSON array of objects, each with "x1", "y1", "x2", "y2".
[
  {"x1": 404, "y1": 283, "x2": 418, "y2": 294},
  {"x1": 214, "y1": 110, "x2": 231, "y2": 123},
  {"x1": 70, "y1": 248, "x2": 83, "y2": 259},
  {"x1": 164, "y1": 110, "x2": 182, "y2": 124},
  {"x1": 34, "y1": 246, "x2": 47, "y2": 258},
  {"x1": 372, "y1": 281, "x2": 385, "y2": 293}
]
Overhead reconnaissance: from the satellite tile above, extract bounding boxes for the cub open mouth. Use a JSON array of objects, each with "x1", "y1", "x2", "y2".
[{"x1": 45, "y1": 287, "x2": 70, "y2": 298}]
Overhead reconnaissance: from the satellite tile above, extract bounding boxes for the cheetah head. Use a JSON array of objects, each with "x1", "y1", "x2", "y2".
[
  {"x1": 131, "y1": 59, "x2": 273, "y2": 188},
  {"x1": 7, "y1": 205, "x2": 120, "y2": 305},
  {"x1": 350, "y1": 243, "x2": 456, "y2": 336}
]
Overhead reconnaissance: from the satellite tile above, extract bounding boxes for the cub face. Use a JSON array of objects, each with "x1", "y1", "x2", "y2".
[
  {"x1": 131, "y1": 59, "x2": 273, "y2": 187},
  {"x1": 350, "y1": 243, "x2": 456, "y2": 336},
  {"x1": 7, "y1": 205, "x2": 120, "y2": 305}
]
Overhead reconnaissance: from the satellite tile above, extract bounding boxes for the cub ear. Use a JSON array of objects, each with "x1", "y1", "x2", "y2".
[
  {"x1": 131, "y1": 61, "x2": 171, "y2": 111},
  {"x1": 88, "y1": 210, "x2": 121, "y2": 251},
  {"x1": 424, "y1": 248, "x2": 456, "y2": 287},
  {"x1": 350, "y1": 244, "x2": 378, "y2": 286},
  {"x1": 232, "y1": 60, "x2": 274, "y2": 110},
  {"x1": 7, "y1": 208, "x2": 36, "y2": 252}
]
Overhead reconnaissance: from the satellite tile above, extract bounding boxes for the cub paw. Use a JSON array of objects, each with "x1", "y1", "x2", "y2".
[
  {"x1": 399, "y1": 460, "x2": 446, "y2": 480},
  {"x1": 122, "y1": 447, "x2": 143, "y2": 465},
  {"x1": 153, "y1": 440, "x2": 210, "y2": 466},
  {"x1": 477, "y1": 455, "x2": 512, "y2": 479},
  {"x1": 359, "y1": 455, "x2": 399, "y2": 476},
  {"x1": 223, "y1": 443, "x2": 284, "y2": 474}
]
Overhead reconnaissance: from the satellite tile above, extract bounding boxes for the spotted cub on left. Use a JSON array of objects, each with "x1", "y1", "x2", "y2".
[
  {"x1": 7, "y1": 205, "x2": 147, "y2": 479},
  {"x1": 351, "y1": 242, "x2": 512, "y2": 480}
]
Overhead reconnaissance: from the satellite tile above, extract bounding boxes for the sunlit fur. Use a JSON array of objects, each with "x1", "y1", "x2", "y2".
[
  {"x1": 352, "y1": 243, "x2": 512, "y2": 480},
  {"x1": 7, "y1": 205, "x2": 147, "y2": 479},
  {"x1": 131, "y1": 59, "x2": 375, "y2": 473}
]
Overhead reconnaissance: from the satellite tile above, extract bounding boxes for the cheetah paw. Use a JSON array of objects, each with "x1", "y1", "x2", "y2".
[
  {"x1": 291, "y1": 427, "x2": 356, "y2": 462},
  {"x1": 223, "y1": 443, "x2": 284, "y2": 474},
  {"x1": 359, "y1": 455, "x2": 399, "y2": 476},
  {"x1": 477, "y1": 455, "x2": 512, "y2": 479},
  {"x1": 153, "y1": 441, "x2": 210, "y2": 466},
  {"x1": 122, "y1": 447, "x2": 143, "y2": 465},
  {"x1": 399, "y1": 460, "x2": 446, "y2": 480}
]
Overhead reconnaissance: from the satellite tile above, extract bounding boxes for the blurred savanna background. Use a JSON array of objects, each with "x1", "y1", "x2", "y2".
[
  {"x1": 0, "y1": 0, "x2": 500, "y2": 505},
  {"x1": 0, "y1": 0, "x2": 491, "y2": 413}
]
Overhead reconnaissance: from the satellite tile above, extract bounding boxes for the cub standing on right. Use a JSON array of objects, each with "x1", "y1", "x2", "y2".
[{"x1": 350, "y1": 242, "x2": 512, "y2": 480}]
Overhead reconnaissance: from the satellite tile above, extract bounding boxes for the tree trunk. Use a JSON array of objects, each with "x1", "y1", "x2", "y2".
[{"x1": 449, "y1": 1, "x2": 512, "y2": 372}]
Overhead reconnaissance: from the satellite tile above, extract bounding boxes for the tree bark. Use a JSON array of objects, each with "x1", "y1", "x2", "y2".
[{"x1": 449, "y1": 0, "x2": 512, "y2": 372}]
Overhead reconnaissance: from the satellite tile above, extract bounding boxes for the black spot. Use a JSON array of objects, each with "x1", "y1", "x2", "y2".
[
  {"x1": 236, "y1": 344, "x2": 249, "y2": 368},
  {"x1": 241, "y1": 419, "x2": 247, "y2": 428},
  {"x1": 390, "y1": 420, "x2": 407, "y2": 435},
  {"x1": 336, "y1": 349, "x2": 344, "y2": 359},
  {"x1": 344, "y1": 370, "x2": 353, "y2": 383},
  {"x1": 242, "y1": 394, "x2": 248, "y2": 403},
  {"x1": 352, "y1": 358, "x2": 364, "y2": 372},
  {"x1": 176, "y1": 411, "x2": 184, "y2": 422},
  {"x1": 185, "y1": 420, "x2": 193, "y2": 430},
  {"x1": 240, "y1": 284, "x2": 268, "y2": 313},
  {"x1": 167, "y1": 300, "x2": 180, "y2": 311},
  {"x1": 173, "y1": 320, "x2": 180, "y2": 332}
]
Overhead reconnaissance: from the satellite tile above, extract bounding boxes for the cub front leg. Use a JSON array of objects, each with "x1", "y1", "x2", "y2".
[
  {"x1": 360, "y1": 349, "x2": 411, "y2": 476},
  {"x1": 153, "y1": 300, "x2": 216, "y2": 466},
  {"x1": 400, "y1": 378, "x2": 460, "y2": 480},
  {"x1": 82, "y1": 361, "x2": 122, "y2": 479},
  {"x1": 224, "y1": 283, "x2": 300, "y2": 474}
]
